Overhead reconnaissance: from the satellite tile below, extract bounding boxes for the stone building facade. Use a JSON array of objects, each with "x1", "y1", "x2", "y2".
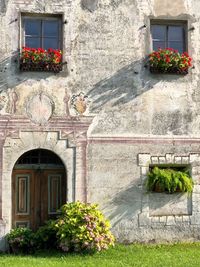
[{"x1": 0, "y1": 0, "x2": 200, "y2": 249}]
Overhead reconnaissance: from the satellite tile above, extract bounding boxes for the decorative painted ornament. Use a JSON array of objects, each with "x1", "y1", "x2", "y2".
[
  {"x1": 71, "y1": 92, "x2": 89, "y2": 115},
  {"x1": 26, "y1": 92, "x2": 54, "y2": 125}
]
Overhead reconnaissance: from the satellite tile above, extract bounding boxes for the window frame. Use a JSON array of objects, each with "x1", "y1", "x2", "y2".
[
  {"x1": 150, "y1": 20, "x2": 188, "y2": 53},
  {"x1": 21, "y1": 13, "x2": 63, "y2": 51}
]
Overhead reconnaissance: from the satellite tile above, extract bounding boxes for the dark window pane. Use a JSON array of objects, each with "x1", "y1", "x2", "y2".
[
  {"x1": 43, "y1": 21, "x2": 59, "y2": 37},
  {"x1": 31, "y1": 150, "x2": 38, "y2": 156},
  {"x1": 25, "y1": 20, "x2": 41, "y2": 36},
  {"x1": 31, "y1": 158, "x2": 38, "y2": 164},
  {"x1": 151, "y1": 25, "x2": 166, "y2": 41},
  {"x1": 25, "y1": 37, "x2": 40, "y2": 48},
  {"x1": 16, "y1": 149, "x2": 63, "y2": 165},
  {"x1": 43, "y1": 38, "x2": 59, "y2": 49},
  {"x1": 153, "y1": 41, "x2": 166, "y2": 51},
  {"x1": 23, "y1": 17, "x2": 61, "y2": 50},
  {"x1": 168, "y1": 26, "x2": 184, "y2": 41},
  {"x1": 168, "y1": 41, "x2": 184, "y2": 53}
]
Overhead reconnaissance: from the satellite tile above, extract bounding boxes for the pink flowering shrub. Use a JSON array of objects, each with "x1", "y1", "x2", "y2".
[
  {"x1": 55, "y1": 202, "x2": 115, "y2": 253},
  {"x1": 6, "y1": 227, "x2": 34, "y2": 254}
]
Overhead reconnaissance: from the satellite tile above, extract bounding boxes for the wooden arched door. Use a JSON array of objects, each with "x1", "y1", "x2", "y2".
[{"x1": 12, "y1": 149, "x2": 66, "y2": 230}]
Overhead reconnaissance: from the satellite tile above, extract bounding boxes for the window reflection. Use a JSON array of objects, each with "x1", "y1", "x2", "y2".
[
  {"x1": 23, "y1": 18, "x2": 61, "y2": 49},
  {"x1": 151, "y1": 23, "x2": 186, "y2": 53}
]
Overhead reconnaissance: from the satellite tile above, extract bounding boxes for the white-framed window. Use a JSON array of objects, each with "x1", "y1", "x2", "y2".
[
  {"x1": 21, "y1": 14, "x2": 62, "y2": 50},
  {"x1": 151, "y1": 20, "x2": 187, "y2": 53}
]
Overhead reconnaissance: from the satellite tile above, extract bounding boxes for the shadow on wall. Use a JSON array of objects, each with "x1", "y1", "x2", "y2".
[
  {"x1": 102, "y1": 179, "x2": 143, "y2": 228},
  {"x1": 0, "y1": 51, "x2": 66, "y2": 93},
  {"x1": 149, "y1": 192, "x2": 192, "y2": 216},
  {"x1": 1, "y1": 53, "x2": 181, "y2": 100},
  {"x1": 0, "y1": 0, "x2": 8, "y2": 13},
  {"x1": 87, "y1": 58, "x2": 194, "y2": 136},
  {"x1": 0, "y1": 51, "x2": 189, "y2": 135},
  {"x1": 103, "y1": 179, "x2": 192, "y2": 229},
  {"x1": 0, "y1": 52, "x2": 19, "y2": 91},
  {"x1": 88, "y1": 58, "x2": 181, "y2": 112}
]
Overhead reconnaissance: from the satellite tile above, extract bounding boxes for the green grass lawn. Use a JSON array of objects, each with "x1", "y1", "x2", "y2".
[{"x1": 1, "y1": 243, "x2": 200, "y2": 267}]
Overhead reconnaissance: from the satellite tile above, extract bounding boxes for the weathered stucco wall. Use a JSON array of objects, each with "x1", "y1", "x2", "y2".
[
  {"x1": 1, "y1": 0, "x2": 200, "y2": 247},
  {"x1": 154, "y1": 0, "x2": 186, "y2": 16},
  {"x1": 87, "y1": 140, "x2": 200, "y2": 242},
  {"x1": 0, "y1": 0, "x2": 199, "y2": 136}
]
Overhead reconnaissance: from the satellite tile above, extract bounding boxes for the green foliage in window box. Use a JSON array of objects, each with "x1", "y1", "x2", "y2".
[
  {"x1": 55, "y1": 201, "x2": 115, "y2": 253},
  {"x1": 6, "y1": 228, "x2": 35, "y2": 254},
  {"x1": 146, "y1": 166, "x2": 193, "y2": 193}
]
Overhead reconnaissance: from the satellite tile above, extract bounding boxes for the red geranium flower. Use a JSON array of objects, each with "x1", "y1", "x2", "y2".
[
  {"x1": 20, "y1": 47, "x2": 62, "y2": 64},
  {"x1": 149, "y1": 48, "x2": 192, "y2": 73}
]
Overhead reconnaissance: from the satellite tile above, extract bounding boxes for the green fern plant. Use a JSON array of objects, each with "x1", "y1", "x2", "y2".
[{"x1": 146, "y1": 166, "x2": 193, "y2": 193}]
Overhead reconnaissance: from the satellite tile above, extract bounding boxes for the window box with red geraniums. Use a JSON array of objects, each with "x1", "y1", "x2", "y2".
[
  {"x1": 20, "y1": 47, "x2": 63, "y2": 73},
  {"x1": 149, "y1": 48, "x2": 192, "y2": 75}
]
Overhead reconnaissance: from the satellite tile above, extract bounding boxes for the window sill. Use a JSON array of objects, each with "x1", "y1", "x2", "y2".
[
  {"x1": 149, "y1": 66, "x2": 188, "y2": 75},
  {"x1": 19, "y1": 61, "x2": 64, "y2": 73}
]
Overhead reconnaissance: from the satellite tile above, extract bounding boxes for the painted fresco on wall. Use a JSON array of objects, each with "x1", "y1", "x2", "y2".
[
  {"x1": 70, "y1": 92, "x2": 89, "y2": 115},
  {"x1": 26, "y1": 92, "x2": 54, "y2": 125},
  {"x1": 8, "y1": 88, "x2": 18, "y2": 114},
  {"x1": 0, "y1": 89, "x2": 8, "y2": 114}
]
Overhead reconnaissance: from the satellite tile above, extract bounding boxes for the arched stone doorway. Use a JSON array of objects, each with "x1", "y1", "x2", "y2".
[{"x1": 12, "y1": 149, "x2": 66, "y2": 230}]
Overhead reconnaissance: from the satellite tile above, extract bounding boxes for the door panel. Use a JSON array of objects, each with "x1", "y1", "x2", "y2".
[
  {"x1": 16, "y1": 174, "x2": 30, "y2": 215},
  {"x1": 48, "y1": 174, "x2": 62, "y2": 214},
  {"x1": 12, "y1": 168, "x2": 66, "y2": 230},
  {"x1": 12, "y1": 170, "x2": 33, "y2": 229}
]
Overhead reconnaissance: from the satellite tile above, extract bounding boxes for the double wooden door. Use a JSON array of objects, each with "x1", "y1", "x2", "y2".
[{"x1": 12, "y1": 168, "x2": 66, "y2": 230}]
